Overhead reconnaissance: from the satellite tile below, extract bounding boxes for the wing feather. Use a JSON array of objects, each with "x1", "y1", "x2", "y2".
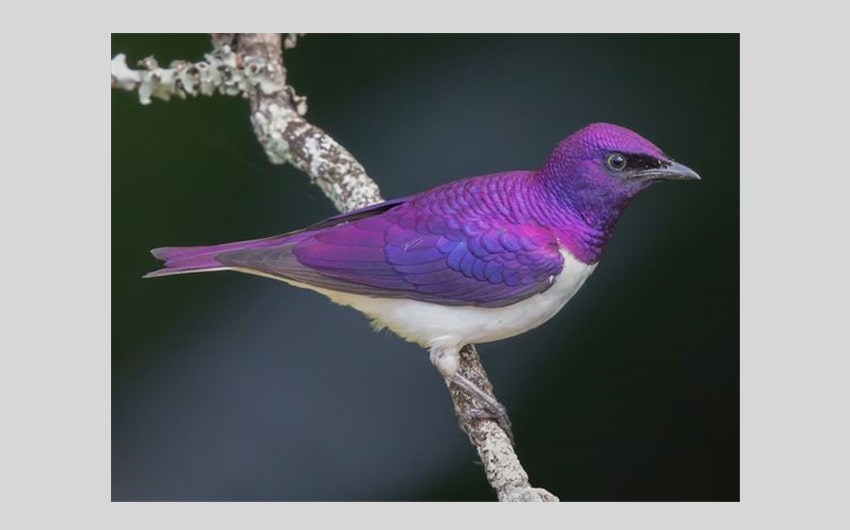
[{"x1": 217, "y1": 197, "x2": 564, "y2": 308}]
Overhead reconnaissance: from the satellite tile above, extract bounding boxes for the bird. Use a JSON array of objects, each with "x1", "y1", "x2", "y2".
[{"x1": 146, "y1": 122, "x2": 699, "y2": 424}]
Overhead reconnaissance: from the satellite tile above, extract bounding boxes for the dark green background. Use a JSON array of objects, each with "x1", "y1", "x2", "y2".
[{"x1": 112, "y1": 34, "x2": 739, "y2": 501}]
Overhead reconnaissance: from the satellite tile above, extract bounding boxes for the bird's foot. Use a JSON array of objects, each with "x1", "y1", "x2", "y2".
[
  {"x1": 450, "y1": 372, "x2": 514, "y2": 444},
  {"x1": 429, "y1": 347, "x2": 515, "y2": 443}
]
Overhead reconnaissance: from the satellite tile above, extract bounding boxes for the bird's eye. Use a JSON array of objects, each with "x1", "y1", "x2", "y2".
[{"x1": 606, "y1": 153, "x2": 627, "y2": 171}]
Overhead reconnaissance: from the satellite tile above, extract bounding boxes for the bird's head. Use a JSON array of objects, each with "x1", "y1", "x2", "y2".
[{"x1": 538, "y1": 122, "x2": 700, "y2": 234}]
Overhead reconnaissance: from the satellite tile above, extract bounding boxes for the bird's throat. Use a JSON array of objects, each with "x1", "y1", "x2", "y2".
[
  {"x1": 549, "y1": 213, "x2": 612, "y2": 264},
  {"x1": 532, "y1": 173, "x2": 627, "y2": 264}
]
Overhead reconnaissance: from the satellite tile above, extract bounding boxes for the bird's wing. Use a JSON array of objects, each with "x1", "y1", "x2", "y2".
[{"x1": 217, "y1": 200, "x2": 564, "y2": 308}]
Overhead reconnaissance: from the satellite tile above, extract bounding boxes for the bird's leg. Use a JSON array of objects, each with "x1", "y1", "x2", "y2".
[{"x1": 429, "y1": 348, "x2": 514, "y2": 442}]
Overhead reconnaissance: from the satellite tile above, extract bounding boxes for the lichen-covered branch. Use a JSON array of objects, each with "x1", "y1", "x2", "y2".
[
  {"x1": 112, "y1": 33, "x2": 556, "y2": 502},
  {"x1": 230, "y1": 34, "x2": 381, "y2": 212},
  {"x1": 451, "y1": 345, "x2": 558, "y2": 501},
  {"x1": 111, "y1": 34, "x2": 378, "y2": 213}
]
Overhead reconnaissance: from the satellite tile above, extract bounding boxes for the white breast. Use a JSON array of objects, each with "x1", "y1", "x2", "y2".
[{"x1": 265, "y1": 249, "x2": 596, "y2": 352}]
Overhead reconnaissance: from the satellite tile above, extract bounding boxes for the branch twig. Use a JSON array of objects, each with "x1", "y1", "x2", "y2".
[{"x1": 112, "y1": 33, "x2": 557, "y2": 502}]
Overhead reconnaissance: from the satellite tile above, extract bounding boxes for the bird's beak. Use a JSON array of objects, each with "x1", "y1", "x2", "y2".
[{"x1": 634, "y1": 160, "x2": 701, "y2": 182}]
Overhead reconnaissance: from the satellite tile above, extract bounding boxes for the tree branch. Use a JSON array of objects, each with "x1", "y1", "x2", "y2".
[{"x1": 112, "y1": 33, "x2": 557, "y2": 502}]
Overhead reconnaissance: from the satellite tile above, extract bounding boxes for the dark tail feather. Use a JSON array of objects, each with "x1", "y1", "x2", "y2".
[
  {"x1": 144, "y1": 245, "x2": 230, "y2": 278},
  {"x1": 144, "y1": 236, "x2": 288, "y2": 279}
]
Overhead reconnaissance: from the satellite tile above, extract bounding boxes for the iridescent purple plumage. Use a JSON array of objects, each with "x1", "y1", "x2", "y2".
[{"x1": 147, "y1": 123, "x2": 699, "y2": 309}]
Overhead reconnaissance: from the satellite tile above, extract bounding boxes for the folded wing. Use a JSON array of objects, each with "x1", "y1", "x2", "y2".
[{"x1": 216, "y1": 200, "x2": 564, "y2": 308}]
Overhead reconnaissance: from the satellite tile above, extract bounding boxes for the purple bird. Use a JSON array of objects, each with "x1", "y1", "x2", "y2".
[{"x1": 146, "y1": 123, "x2": 699, "y2": 418}]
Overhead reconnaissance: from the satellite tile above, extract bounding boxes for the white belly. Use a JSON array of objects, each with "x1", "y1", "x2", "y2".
[{"x1": 267, "y1": 249, "x2": 596, "y2": 352}]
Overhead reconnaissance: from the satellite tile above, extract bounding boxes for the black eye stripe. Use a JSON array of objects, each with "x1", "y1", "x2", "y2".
[{"x1": 624, "y1": 154, "x2": 666, "y2": 171}]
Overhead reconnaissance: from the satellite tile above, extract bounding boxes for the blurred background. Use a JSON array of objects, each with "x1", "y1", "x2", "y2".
[{"x1": 112, "y1": 34, "x2": 739, "y2": 501}]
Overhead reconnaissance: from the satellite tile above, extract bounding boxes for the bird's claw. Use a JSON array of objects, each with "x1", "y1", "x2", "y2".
[
  {"x1": 450, "y1": 373, "x2": 515, "y2": 444},
  {"x1": 457, "y1": 405, "x2": 515, "y2": 445}
]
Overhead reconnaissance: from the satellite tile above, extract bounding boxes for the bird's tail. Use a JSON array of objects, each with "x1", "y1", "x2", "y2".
[{"x1": 144, "y1": 235, "x2": 288, "y2": 279}]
